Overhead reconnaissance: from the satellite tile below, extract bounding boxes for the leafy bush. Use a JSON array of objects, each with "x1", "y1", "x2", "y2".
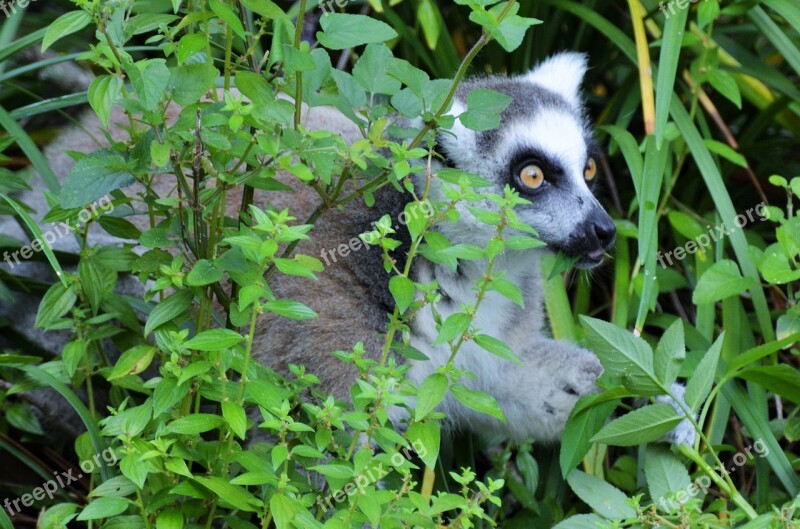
[{"x1": 0, "y1": 0, "x2": 798, "y2": 528}]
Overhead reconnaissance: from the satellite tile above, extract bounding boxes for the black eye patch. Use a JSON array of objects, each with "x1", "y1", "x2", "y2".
[{"x1": 508, "y1": 149, "x2": 566, "y2": 193}]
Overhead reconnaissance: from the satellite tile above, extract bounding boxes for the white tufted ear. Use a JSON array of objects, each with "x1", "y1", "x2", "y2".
[{"x1": 525, "y1": 52, "x2": 588, "y2": 108}]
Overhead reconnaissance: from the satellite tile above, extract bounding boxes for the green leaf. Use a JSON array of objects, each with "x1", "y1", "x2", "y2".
[
  {"x1": 591, "y1": 403, "x2": 681, "y2": 446},
  {"x1": 352, "y1": 44, "x2": 402, "y2": 96},
  {"x1": 567, "y1": 469, "x2": 636, "y2": 520},
  {"x1": 552, "y1": 514, "x2": 612, "y2": 529},
  {"x1": 704, "y1": 139, "x2": 748, "y2": 168},
  {"x1": 35, "y1": 282, "x2": 77, "y2": 328},
  {"x1": 389, "y1": 275, "x2": 415, "y2": 313},
  {"x1": 310, "y1": 463, "x2": 355, "y2": 480},
  {"x1": 692, "y1": 260, "x2": 751, "y2": 304},
  {"x1": 560, "y1": 396, "x2": 619, "y2": 477},
  {"x1": 167, "y1": 414, "x2": 225, "y2": 435},
  {"x1": 156, "y1": 508, "x2": 183, "y2": 529},
  {"x1": 653, "y1": 319, "x2": 685, "y2": 387},
  {"x1": 186, "y1": 259, "x2": 223, "y2": 286},
  {"x1": 706, "y1": 69, "x2": 742, "y2": 108},
  {"x1": 474, "y1": 334, "x2": 522, "y2": 365},
  {"x1": 88, "y1": 75, "x2": 123, "y2": 128},
  {"x1": 36, "y1": 503, "x2": 78, "y2": 529},
  {"x1": 644, "y1": 446, "x2": 692, "y2": 512},
  {"x1": 433, "y1": 312, "x2": 471, "y2": 345},
  {"x1": 60, "y1": 151, "x2": 134, "y2": 209},
  {"x1": 184, "y1": 329, "x2": 243, "y2": 351},
  {"x1": 655, "y1": 1, "x2": 688, "y2": 147},
  {"x1": 222, "y1": 401, "x2": 247, "y2": 439},
  {"x1": 108, "y1": 345, "x2": 155, "y2": 381},
  {"x1": 407, "y1": 421, "x2": 440, "y2": 468},
  {"x1": 263, "y1": 299, "x2": 317, "y2": 320},
  {"x1": 581, "y1": 316, "x2": 660, "y2": 394},
  {"x1": 209, "y1": 0, "x2": 246, "y2": 39},
  {"x1": 459, "y1": 88, "x2": 512, "y2": 131},
  {"x1": 77, "y1": 497, "x2": 130, "y2": 521},
  {"x1": 0, "y1": 192, "x2": 66, "y2": 285},
  {"x1": 193, "y1": 476, "x2": 261, "y2": 512},
  {"x1": 451, "y1": 384, "x2": 506, "y2": 422},
  {"x1": 144, "y1": 290, "x2": 193, "y2": 336},
  {"x1": 415, "y1": 373, "x2": 449, "y2": 421},
  {"x1": 78, "y1": 259, "x2": 106, "y2": 314},
  {"x1": 125, "y1": 59, "x2": 171, "y2": 113},
  {"x1": 684, "y1": 334, "x2": 723, "y2": 411},
  {"x1": 317, "y1": 14, "x2": 398, "y2": 50},
  {"x1": 737, "y1": 365, "x2": 800, "y2": 404},
  {"x1": 170, "y1": 63, "x2": 219, "y2": 106},
  {"x1": 42, "y1": 11, "x2": 91, "y2": 52}
]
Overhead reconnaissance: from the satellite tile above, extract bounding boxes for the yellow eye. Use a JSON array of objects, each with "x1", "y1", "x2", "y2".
[
  {"x1": 519, "y1": 164, "x2": 545, "y2": 190},
  {"x1": 585, "y1": 158, "x2": 598, "y2": 181}
]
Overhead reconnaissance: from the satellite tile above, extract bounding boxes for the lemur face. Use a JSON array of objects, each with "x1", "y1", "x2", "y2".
[{"x1": 438, "y1": 52, "x2": 616, "y2": 268}]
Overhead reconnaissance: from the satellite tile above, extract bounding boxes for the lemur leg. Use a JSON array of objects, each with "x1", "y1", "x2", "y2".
[{"x1": 441, "y1": 338, "x2": 604, "y2": 442}]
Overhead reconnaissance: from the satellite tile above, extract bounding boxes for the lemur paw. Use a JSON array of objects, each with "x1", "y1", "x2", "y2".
[
  {"x1": 554, "y1": 352, "x2": 603, "y2": 404},
  {"x1": 655, "y1": 383, "x2": 697, "y2": 446}
]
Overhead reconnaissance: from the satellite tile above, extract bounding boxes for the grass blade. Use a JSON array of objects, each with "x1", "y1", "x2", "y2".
[
  {"x1": 0, "y1": 192, "x2": 67, "y2": 287},
  {"x1": 0, "y1": 104, "x2": 59, "y2": 192},
  {"x1": 655, "y1": 4, "x2": 688, "y2": 147}
]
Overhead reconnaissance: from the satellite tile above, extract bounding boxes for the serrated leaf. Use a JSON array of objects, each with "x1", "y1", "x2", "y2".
[
  {"x1": 644, "y1": 446, "x2": 692, "y2": 512},
  {"x1": 654, "y1": 319, "x2": 685, "y2": 387},
  {"x1": 693, "y1": 259, "x2": 752, "y2": 304},
  {"x1": 581, "y1": 316, "x2": 660, "y2": 394},
  {"x1": 591, "y1": 403, "x2": 681, "y2": 446},
  {"x1": 186, "y1": 259, "x2": 223, "y2": 286}
]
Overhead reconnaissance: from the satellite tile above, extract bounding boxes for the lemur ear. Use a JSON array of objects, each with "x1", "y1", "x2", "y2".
[{"x1": 525, "y1": 52, "x2": 588, "y2": 108}]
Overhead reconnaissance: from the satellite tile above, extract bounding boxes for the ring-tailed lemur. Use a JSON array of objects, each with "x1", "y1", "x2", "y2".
[
  {"x1": 1, "y1": 52, "x2": 693, "y2": 445},
  {"x1": 254, "y1": 52, "x2": 694, "y2": 444}
]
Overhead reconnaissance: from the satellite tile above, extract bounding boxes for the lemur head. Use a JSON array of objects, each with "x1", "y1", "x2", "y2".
[{"x1": 434, "y1": 52, "x2": 616, "y2": 268}]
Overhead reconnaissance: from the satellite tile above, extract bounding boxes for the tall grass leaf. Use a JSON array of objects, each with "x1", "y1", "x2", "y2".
[
  {"x1": 0, "y1": 105, "x2": 60, "y2": 192},
  {"x1": 763, "y1": 0, "x2": 800, "y2": 35},
  {"x1": 748, "y1": 7, "x2": 800, "y2": 77},
  {"x1": 722, "y1": 383, "x2": 800, "y2": 495},
  {"x1": 20, "y1": 365, "x2": 110, "y2": 481},
  {"x1": 0, "y1": 192, "x2": 67, "y2": 287},
  {"x1": 655, "y1": 0, "x2": 688, "y2": 147},
  {"x1": 670, "y1": 101, "x2": 775, "y2": 342}
]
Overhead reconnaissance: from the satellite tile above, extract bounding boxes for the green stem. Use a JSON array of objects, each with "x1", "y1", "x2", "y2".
[{"x1": 293, "y1": 0, "x2": 307, "y2": 129}]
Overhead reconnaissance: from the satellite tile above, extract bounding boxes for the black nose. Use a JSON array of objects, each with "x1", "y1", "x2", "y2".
[{"x1": 593, "y1": 213, "x2": 616, "y2": 248}]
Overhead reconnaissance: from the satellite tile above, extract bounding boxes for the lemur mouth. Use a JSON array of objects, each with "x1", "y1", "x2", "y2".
[{"x1": 576, "y1": 248, "x2": 607, "y2": 269}]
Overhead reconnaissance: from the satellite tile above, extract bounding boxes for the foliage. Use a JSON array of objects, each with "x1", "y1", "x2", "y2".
[{"x1": 0, "y1": 0, "x2": 798, "y2": 528}]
